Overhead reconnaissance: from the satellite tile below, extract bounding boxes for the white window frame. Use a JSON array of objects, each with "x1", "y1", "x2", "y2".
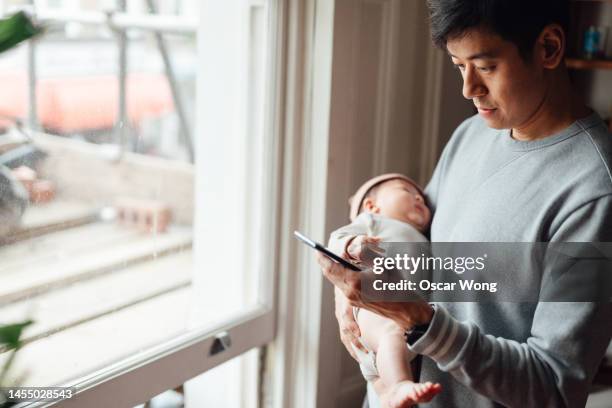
[{"x1": 26, "y1": 0, "x2": 288, "y2": 406}]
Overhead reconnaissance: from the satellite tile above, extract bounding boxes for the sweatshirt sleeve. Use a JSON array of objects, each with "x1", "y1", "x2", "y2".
[{"x1": 409, "y1": 194, "x2": 612, "y2": 408}]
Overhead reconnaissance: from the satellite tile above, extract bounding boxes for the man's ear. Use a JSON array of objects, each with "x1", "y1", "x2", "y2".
[
  {"x1": 537, "y1": 24, "x2": 565, "y2": 69},
  {"x1": 362, "y1": 197, "x2": 380, "y2": 214}
]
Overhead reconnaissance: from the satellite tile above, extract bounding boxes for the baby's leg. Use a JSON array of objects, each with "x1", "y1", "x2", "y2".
[
  {"x1": 358, "y1": 310, "x2": 441, "y2": 406},
  {"x1": 358, "y1": 309, "x2": 413, "y2": 383}
]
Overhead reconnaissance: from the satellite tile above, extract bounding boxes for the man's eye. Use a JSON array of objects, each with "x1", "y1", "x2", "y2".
[
  {"x1": 477, "y1": 65, "x2": 495, "y2": 73},
  {"x1": 453, "y1": 64, "x2": 466, "y2": 71}
]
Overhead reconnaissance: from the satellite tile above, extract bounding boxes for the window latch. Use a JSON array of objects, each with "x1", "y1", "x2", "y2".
[{"x1": 209, "y1": 331, "x2": 232, "y2": 356}]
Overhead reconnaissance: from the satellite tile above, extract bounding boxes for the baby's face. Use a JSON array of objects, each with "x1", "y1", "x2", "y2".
[{"x1": 366, "y1": 179, "x2": 431, "y2": 231}]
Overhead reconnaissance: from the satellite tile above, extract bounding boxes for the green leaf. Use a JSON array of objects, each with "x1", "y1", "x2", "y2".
[
  {"x1": 0, "y1": 321, "x2": 33, "y2": 349},
  {"x1": 0, "y1": 11, "x2": 43, "y2": 54}
]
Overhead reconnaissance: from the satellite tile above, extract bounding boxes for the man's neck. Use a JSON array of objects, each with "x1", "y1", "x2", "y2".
[{"x1": 512, "y1": 71, "x2": 591, "y2": 141}]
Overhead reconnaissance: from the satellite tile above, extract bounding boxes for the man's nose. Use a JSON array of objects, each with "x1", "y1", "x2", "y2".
[{"x1": 462, "y1": 67, "x2": 487, "y2": 100}]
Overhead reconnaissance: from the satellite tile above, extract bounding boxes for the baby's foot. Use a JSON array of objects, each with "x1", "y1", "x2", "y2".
[{"x1": 380, "y1": 381, "x2": 442, "y2": 408}]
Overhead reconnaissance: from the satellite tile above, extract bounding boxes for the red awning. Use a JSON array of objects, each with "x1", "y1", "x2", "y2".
[{"x1": 0, "y1": 71, "x2": 174, "y2": 132}]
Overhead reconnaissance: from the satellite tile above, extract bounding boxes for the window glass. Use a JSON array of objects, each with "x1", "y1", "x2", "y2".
[{"x1": 0, "y1": 0, "x2": 272, "y2": 393}]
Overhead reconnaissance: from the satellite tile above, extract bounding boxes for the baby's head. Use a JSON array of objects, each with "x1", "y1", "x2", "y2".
[{"x1": 350, "y1": 174, "x2": 431, "y2": 232}]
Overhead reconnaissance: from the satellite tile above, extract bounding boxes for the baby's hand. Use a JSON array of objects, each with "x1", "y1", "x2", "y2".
[{"x1": 346, "y1": 235, "x2": 382, "y2": 261}]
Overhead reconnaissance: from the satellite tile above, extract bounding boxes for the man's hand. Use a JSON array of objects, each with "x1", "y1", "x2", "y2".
[
  {"x1": 317, "y1": 252, "x2": 434, "y2": 331},
  {"x1": 334, "y1": 286, "x2": 366, "y2": 361}
]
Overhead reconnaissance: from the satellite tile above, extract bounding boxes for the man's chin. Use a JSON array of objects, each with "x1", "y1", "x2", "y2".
[{"x1": 482, "y1": 117, "x2": 506, "y2": 130}]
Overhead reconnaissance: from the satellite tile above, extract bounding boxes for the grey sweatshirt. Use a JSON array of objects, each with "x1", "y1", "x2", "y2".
[{"x1": 409, "y1": 113, "x2": 612, "y2": 408}]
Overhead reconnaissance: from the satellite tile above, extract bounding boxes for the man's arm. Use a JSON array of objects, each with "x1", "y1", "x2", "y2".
[
  {"x1": 409, "y1": 195, "x2": 612, "y2": 407},
  {"x1": 409, "y1": 303, "x2": 611, "y2": 407}
]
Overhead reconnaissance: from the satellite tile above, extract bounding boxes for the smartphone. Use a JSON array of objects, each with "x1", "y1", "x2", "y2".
[{"x1": 293, "y1": 230, "x2": 362, "y2": 271}]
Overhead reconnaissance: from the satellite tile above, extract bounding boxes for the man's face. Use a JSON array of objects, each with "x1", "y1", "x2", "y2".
[{"x1": 447, "y1": 28, "x2": 547, "y2": 130}]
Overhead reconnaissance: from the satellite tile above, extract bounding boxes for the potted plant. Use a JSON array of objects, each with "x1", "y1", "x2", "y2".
[
  {"x1": 0, "y1": 321, "x2": 33, "y2": 407},
  {"x1": 0, "y1": 11, "x2": 41, "y2": 53}
]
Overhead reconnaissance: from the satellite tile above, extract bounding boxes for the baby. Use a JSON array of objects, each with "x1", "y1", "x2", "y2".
[{"x1": 329, "y1": 173, "x2": 441, "y2": 407}]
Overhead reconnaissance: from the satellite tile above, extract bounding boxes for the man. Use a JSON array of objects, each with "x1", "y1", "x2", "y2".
[{"x1": 318, "y1": 0, "x2": 612, "y2": 407}]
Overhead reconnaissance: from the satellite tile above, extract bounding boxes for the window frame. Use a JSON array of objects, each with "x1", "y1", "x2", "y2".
[
  {"x1": 44, "y1": 308, "x2": 274, "y2": 408},
  {"x1": 12, "y1": 0, "x2": 288, "y2": 406}
]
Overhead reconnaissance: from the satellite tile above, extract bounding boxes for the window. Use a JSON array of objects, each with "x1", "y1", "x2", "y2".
[{"x1": 0, "y1": 0, "x2": 281, "y2": 405}]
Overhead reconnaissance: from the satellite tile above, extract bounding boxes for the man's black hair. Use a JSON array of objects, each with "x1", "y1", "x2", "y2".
[{"x1": 427, "y1": 0, "x2": 570, "y2": 60}]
